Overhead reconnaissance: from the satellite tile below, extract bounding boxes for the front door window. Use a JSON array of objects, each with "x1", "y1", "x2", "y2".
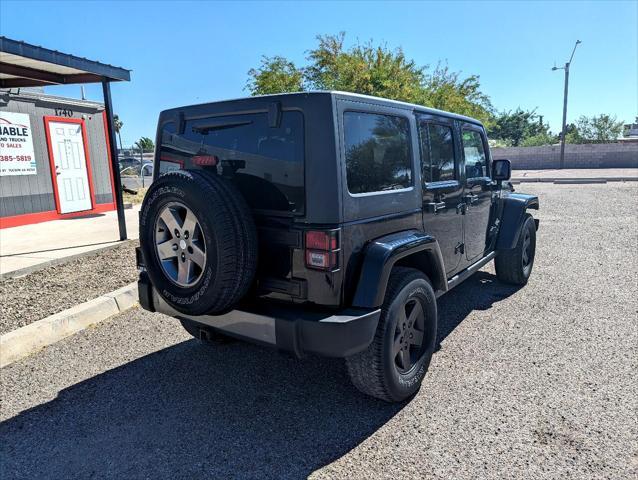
[
  {"x1": 462, "y1": 130, "x2": 488, "y2": 179},
  {"x1": 461, "y1": 127, "x2": 493, "y2": 262}
]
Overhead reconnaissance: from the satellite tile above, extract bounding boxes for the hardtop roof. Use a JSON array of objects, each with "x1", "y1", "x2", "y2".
[
  {"x1": 328, "y1": 91, "x2": 484, "y2": 126},
  {"x1": 161, "y1": 90, "x2": 484, "y2": 127}
]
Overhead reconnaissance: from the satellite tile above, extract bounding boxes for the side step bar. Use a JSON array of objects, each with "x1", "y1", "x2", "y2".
[{"x1": 442, "y1": 251, "x2": 496, "y2": 295}]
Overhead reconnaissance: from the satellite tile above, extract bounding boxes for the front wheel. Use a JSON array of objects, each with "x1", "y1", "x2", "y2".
[
  {"x1": 495, "y1": 213, "x2": 537, "y2": 285},
  {"x1": 346, "y1": 267, "x2": 437, "y2": 402}
]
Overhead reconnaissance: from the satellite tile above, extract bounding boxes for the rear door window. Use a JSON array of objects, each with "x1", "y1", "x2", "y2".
[
  {"x1": 343, "y1": 112, "x2": 412, "y2": 194},
  {"x1": 418, "y1": 121, "x2": 457, "y2": 184}
]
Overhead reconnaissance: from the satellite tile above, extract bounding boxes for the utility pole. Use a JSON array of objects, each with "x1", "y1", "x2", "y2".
[{"x1": 552, "y1": 40, "x2": 581, "y2": 169}]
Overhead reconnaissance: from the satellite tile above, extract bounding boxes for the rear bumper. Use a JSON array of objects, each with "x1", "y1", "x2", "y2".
[{"x1": 138, "y1": 272, "x2": 380, "y2": 358}]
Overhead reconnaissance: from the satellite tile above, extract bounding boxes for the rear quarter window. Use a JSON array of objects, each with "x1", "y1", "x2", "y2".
[{"x1": 343, "y1": 112, "x2": 412, "y2": 194}]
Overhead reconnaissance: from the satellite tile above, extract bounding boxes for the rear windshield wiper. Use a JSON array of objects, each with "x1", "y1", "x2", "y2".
[{"x1": 192, "y1": 120, "x2": 252, "y2": 134}]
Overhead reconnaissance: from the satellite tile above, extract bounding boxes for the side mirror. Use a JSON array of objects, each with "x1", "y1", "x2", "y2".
[{"x1": 492, "y1": 159, "x2": 511, "y2": 182}]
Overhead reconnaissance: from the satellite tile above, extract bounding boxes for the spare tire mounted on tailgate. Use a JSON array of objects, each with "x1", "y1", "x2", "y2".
[{"x1": 140, "y1": 170, "x2": 258, "y2": 315}]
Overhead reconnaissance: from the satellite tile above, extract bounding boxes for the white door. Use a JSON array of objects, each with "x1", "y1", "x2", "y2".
[{"x1": 48, "y1": 121, "x2": 92, "y2": 213}]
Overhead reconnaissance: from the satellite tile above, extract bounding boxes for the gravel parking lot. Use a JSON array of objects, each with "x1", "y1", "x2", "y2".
[
  {"x1": 0, "y1": 241, "x2": 138, "y2": 335},
  {"x1": 1, "y1": 183, "x2": 636, "y2": 479}
]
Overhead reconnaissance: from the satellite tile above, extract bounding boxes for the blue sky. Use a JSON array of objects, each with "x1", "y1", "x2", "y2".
[{"x1": 1, "y1": 0, "x2": 636, "y2": 146}]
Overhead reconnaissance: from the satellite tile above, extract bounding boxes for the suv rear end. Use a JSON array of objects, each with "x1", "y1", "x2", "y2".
[
  {"x1": 137, "y1": 92, "x2": 380, "y2": 358},
  {"x1": 153, "y1": 92, "x2": 345, "y2": 306}
]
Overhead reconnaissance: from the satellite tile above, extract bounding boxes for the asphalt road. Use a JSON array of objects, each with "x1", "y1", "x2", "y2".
[{"x1": 1, "y1": 183, "x2": 637, "y2": 479}]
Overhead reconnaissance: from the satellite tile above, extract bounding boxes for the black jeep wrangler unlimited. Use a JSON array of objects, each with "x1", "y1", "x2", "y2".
[{"x1": 137, "y1": 91, "x2": 538, "y2": 402}]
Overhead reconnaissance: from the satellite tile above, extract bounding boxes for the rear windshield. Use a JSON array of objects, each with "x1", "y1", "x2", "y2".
[{"x1": 158, "y1": 111, "x2": 305, "y2": 214}]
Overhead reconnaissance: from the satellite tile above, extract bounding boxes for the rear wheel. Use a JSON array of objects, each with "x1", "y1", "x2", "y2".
[
  {"x1": 495, "y1": 213, "x2": 536, "y2": 285},
  {"x1": 346, "y1": 267, "x2": 437, "y2": 402}
]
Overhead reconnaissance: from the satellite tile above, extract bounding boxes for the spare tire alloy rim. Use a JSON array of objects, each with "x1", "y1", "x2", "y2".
[
  {"x1": 522, "y1": 228, "x2": 532, "y2": 273},
  {"x1": 393, "y1": 298, "x2": 427, "y2": 374},
  {"x1": 154, "y1": 202, "x2": 207, "y2": 288}
]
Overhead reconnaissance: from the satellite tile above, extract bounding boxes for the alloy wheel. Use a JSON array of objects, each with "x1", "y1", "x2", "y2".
[
  {"x1": 393, "y1": 298, "x2": 428, "y2": 373},
  {"x1": 154, "y1": 202, "x2": 207, "y2": 287}
]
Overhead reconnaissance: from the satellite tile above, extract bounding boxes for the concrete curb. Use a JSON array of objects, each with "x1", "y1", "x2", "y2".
[
  {"x1": 0, "y1": 240, "x2": 135, "y2": 280},
  {"x1": 0, "y1": 282, "x2": 138, "y2": 368},
  {"x1": 511, "y1": 177, "x2": 638, "y2": 184}
]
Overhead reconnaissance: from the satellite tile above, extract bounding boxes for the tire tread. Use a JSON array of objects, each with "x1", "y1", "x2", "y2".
[
  {"x1": 495, "y1": 213, "x2": 536, "y2": 286},
  {"x1": 346, "y1": 267, "x2": 429, "y2": 402},
  {"x1": 140, "y1": 170, "x2": 258, "y2": 315}
]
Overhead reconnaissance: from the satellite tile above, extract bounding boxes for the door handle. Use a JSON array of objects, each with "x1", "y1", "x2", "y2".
[
  {"x1": 464, "y1": 194, "x2": 479, "y2": 205},
  {"x1": 426, "y1": 201, "x2": 446, "y2": 214}
]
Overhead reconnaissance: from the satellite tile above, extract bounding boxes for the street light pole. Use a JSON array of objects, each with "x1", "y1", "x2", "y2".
[
  {"x1": 552, "y1": 40, "x2": 581, "y2": 169},
  {"x1": 559, "y1": 64, "x2": 569, "y2": 169}
]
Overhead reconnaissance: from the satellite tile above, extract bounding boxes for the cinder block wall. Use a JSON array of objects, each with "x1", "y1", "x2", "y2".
[{"x1": 491, "y1": 143, "x2": 638, "y2": 169}]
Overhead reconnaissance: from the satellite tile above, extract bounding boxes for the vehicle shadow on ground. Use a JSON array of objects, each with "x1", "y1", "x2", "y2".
[
  {"x1": 436, "y1": 270, "x2": 522, "y2": 348},
  {"x1": 1, "y1": 271, "x2": 520, "y2": 479}
]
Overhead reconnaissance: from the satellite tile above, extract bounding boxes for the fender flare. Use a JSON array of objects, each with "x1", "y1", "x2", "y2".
[
  {"x1": 352, "y1": 230, "x2": 447, "y2": 309},
  {"x1": 496, "y1": 193, "x2": 539, "y2": 250}
]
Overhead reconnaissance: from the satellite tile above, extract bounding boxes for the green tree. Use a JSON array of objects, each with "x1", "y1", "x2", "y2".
[
  {"x1": 520, "y1": 131, "x2": 556, "y2": 147},
  {"x1": 305, "y1": 33, "x2": 426, "y2": 104},
  {"x1": 563, "y1": 123, "x2": 581, "y2": 144},
  {"x1": 135, "y1": 137, "x2": 154, "y2": 152},
  {"x1": 113, "y1": 114, "x2": 124, "y2": 150},
  {"x1": 246, "y1": 56, "x2": 303, "y2": 94},
  {"x1": 246, "y1": 33, "x2": 493, "y2": 124},
  {"x1": 421, "y1": 63, "x2": 493, "y2": 126},
  {"x1": 570, "y1": 114, "x2": 624, "y2": 143},
  {"x1": 488, "y1": 108, "x2": 552, "y2": 146}
]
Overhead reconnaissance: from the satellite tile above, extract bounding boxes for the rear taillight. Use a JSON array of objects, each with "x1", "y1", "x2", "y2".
[
  {"x1": 305, "y1": 230, "x2": 338, "y2": 250},
  {"x1": 192, "y1": 155, "x2": 218, "y2": 166},
  {"x1": 304, "y1": 230, "x2": 339, "y2": 271}
]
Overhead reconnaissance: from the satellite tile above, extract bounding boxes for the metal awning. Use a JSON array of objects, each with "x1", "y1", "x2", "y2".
[
  {"x1": 0, "y1": 37, "x2": 131, "y2": 240},
  {"x1": 0, "y1": 37, "x2": 130, "y2": 88}
]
